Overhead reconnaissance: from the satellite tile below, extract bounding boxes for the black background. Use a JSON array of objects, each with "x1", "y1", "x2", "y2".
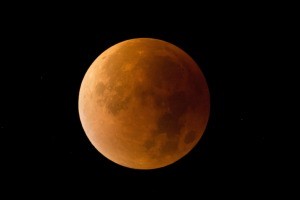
[{"x1": 1, "y1": 6, "x2": 270, "y2": 193}]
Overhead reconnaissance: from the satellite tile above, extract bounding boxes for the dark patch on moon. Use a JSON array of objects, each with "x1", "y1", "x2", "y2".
[
  {"x1": 136, "y1": 53, "x2": 183, "y2": 89},
  {"x1": 96, "y1": 60, "x2": 135, "y2": 116},
  {"x1": 153, "y1": 91, "x2": 191, "y2": 155},
  {"x1": 133, "y1": 85, "x2": 155, "y2": 104},
  {"x1": 160, "y1": 138, "x2": 179, "y2": 155},
  {"x1": 96, "y1": 80, "x2": 132, "y2": 115},
  {"x1": 184, "y1": 130, "x2": 197, "y2": 144},
  {"x1": 144, "y1": 138, "x2": 156, "y2": 150},
  {"x1": 154, "y1": 91, "x2": 190, "y2": 137},
  {"x1": 106, "y1": 96, "x2": 130, "y2": 115},
  {"x1": 133, "y1": 82, "x2": 167, "y2": 109},
  {"x1": 144, "y1": 137, "x2": 179, "y2": 160},
  {"x1": 96, "y1": 82, "x2": 130, "y2": 115},
  {"x1": 156, "y1": 112, "x2": 180, "y2": 138},
  {"x1": 168, "y1": 91, "x2": 188, "y2": 116}
]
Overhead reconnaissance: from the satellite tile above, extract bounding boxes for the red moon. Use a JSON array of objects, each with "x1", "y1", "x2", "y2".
[{"x1": 78, "y1": 38, "x2": 210, "y2": 169}]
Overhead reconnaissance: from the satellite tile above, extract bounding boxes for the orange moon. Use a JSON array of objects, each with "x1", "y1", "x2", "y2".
[{"x1": 78, "y1": 38, "x2": 210, "y2": 169}]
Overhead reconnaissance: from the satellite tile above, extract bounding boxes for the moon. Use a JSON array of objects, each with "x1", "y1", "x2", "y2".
[{"x1": 78, "y1": 38, "x2": 210, "y2": 169}]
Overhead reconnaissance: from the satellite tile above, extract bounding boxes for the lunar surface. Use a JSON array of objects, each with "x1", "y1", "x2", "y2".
[{"x1": 78, "y1": 38, "x2": 210, "y2": 169}]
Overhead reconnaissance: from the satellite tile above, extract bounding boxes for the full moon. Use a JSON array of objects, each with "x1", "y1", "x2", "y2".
[{"x1": 78, "y1": 38, "x2": 210, "y2": 169}]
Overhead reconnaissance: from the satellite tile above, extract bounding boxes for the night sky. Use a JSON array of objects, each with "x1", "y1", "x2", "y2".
[{"x1": 1, "y1": 10, "x2": 269, "y2": 192}]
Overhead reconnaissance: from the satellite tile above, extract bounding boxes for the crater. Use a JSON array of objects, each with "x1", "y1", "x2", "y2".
[{"x1": 106, "y1": 96, "x2": 131, "y2": 115}]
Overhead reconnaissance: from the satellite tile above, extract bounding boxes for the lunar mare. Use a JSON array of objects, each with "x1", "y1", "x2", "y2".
[{"x1": 78, "y1": 38, "x2": 210, "y2": 169}]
